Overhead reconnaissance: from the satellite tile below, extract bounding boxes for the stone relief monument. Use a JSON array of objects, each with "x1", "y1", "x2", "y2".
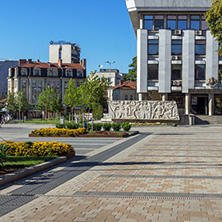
[{"x1": 109, "y1": 101, "x2": 180, "y2": 120}]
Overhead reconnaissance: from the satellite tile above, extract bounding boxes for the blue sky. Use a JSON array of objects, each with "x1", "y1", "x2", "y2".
[{"x1": 0, "y1": 0, "x2": 136, "y2": 74}]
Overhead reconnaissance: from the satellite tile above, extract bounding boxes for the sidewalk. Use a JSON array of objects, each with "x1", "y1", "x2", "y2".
[{"x1": 1, "y1": 126, "x2": 222, "y2": 221}]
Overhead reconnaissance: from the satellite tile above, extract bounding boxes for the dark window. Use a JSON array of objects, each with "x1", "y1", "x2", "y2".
[
  {"x1": 148, "y1": 64, "x2": 158, "y2": 80},
  {"x1": 178, "y1": 15, "x2": 187, "y2": 30},
  {"x1": 172, "y1": 40, "x2": 182, "y2": 55},
  {"x1": 59, "y1": 47, "x2": 62, "y2": 60},
  {"x1": 167, "y1": 16, "x2": 176, "y2": 30},
  {"x1": 191, "y1": 15, "x2": 200, "y2": 30},
  {"x1": 195, "y1": 40, "x2": 206, "y2": 55},
  {"x1": 148, "y1": 40, "x2": 159, "y2": 55},
  {"x1": 172, "y1": 64, "x2": 182, "y2": 80},
  {"x1": 195, "y1": 64, "x2": 205, "y2": 80},
  {"x1": 144, "y1": 15, "x2": 153, "y2": 30},
  {"x1": 130, "y1": 95, "x2": 133, "y2": 100},
  {"x1": 154, "y1": 15, "x2": 164, "y2": 30},
  {"x1": 125, "y1": 95, "x2": 128, "y2": 100}
]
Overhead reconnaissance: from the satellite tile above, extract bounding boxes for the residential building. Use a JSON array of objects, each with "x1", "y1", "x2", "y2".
[
  {"x1": 49, "y1": 41, "x2": 81, "y2": 64},
  {"x1": 110, "y1": 80, "x2": 137, "y2": 101},
  {"x1": 126, "y1": 0, "x2": 222, "y2": 116},
  {"x1": 94, "y1": 69, "x2": 127, "y2": 87},
  {"x1": 0, "y1": 60, "x2": 18, "y2": 96},
  {"x1": 8, "y1": 59, "x2": 86, "y2": 105}
]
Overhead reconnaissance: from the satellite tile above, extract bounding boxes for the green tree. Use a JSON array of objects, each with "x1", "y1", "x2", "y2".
[
  {"x1": 123, "y1": 56, "x2": 137, "y2": 81},
  {"x1": 63, "y1": 79, "x2": 81, "y2": 121},
  {"x1": 16, "y1": 92, "x2": 29, "y2": 120},
  {"x1": 63, "y1": 79, "x2": 80, "y2": 110},
  {"x1": 7, "y1": 92, "x2": 17, "y2": 116},
  {"x1": 205, "y1": 0, "x2": 222, "y2": 55},
  {"x1": 36, "y1": 86, "x2": 58, "y2": 120},
  {"x1": 80, "y1": 71, "x2": 110, "y2": 130}
]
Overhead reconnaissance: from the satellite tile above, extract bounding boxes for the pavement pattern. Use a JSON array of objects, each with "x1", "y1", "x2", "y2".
[{"x1": 1, "y1": 125, "x2": 222, "y2": 221}]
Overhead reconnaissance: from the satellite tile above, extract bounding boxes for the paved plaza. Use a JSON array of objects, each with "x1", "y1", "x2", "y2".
[{"x1": 0, "y1": 124, "x2": 222, "y2": 221}]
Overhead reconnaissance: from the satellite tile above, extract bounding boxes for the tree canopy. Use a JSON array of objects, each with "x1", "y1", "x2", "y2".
[
  {"x1": 205, "y1": 0, "x2": 222, "y2": 55},
  {"x1": 7, "y1": 92, "x2": 17, "y2": 115},
  {"x1": 123, "y1": 56, "x2": 137, "y2": 81},
  {"x1": 36, "y1": 86, "x2": 58, "y2": 114}
]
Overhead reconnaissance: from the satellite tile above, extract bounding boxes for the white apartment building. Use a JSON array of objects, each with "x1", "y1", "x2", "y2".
[
  {"x1": 94, "y1": 69, "x2": 127, "y2": 87},
  {"x1": 49, "y1": 41, "x2": 81, "y2": 64},
  {"x1": 126, "y1": 0, "x2": 222, "y2": 116}
]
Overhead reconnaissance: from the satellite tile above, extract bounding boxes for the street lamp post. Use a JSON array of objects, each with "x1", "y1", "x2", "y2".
[{"x1": 105, "y1": 61, "x2": 115, "y2": 101}]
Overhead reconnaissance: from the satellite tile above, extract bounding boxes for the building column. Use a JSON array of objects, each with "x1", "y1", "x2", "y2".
[
  {"x1": 185, "y1": 94, "x2": 190, "y2": 115},
  {"x1": 208, "y1": 93, "x2": 214, "y2": 116},
  {"x1": 161, "y1": 93, "x2": 168, "y2": 101},
  {"x1": 137, "y1": 29, "x2": 148, "y2": 95},
  {"x1": 138, "y1": 93, "x2": 143, "y2": 101}
]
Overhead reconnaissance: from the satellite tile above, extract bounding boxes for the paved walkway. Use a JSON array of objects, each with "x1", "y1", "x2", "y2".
[{"x1": 1, "y1": 126, "x2": 222, "y2": 221}]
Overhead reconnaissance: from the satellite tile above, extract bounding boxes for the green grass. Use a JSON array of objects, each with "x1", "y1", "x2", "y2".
[{"x1": 3, "y1": 156, "x2": 58, "y2": 169}]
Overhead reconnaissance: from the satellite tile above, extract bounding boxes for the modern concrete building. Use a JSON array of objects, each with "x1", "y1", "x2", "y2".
[
  {"x1": 49, "y1": 41, "x2": 81, "y2": 64},
  {"x1": 126, "y1": 0, "x2": 222, "y2": 116},
  {"x1": 94, "y1": 69, "x2": 127, "y2": 87},
  {"x1": 8, "y1": 59, "x2": 86, "y2": 105},
  {"x1": 0, "y1": 60, "x2": 18, "y2": 96}
]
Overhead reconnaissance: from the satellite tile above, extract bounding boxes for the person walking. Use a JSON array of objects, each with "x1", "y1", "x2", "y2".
[{"x1": 0, "y1": 113, "x2": 2, "y2": 128}]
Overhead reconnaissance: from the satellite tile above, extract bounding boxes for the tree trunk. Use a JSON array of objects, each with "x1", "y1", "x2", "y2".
[{"x1": 87, "y1": 109, "x2": 90, "y2": 131}]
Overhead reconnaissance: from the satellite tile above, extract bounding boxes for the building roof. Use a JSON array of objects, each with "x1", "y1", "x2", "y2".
[
  {"x1": 12, "y1": 60, "x2": 85, "y2": 70},
  {"x1": 111, "y1": 80, "x2": 137, "y2": 90}
]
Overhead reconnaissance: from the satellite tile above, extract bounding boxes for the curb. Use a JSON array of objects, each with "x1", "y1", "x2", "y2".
[
  {"x1": 0, "y1": 156, "x2": 68, "y2": 187},
  {"x1": 28, "y1": 131, "x2": 139, "y2": 138}
]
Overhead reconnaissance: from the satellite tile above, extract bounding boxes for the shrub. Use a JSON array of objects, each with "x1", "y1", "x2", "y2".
[
  {"x1": 0, "y1": 144, "x2": 6, "y2": 168},
  {"x1": 103, "y1": 123, "x2": 112, "y2": 131},
  {"x1": 0, "y1": 141, "x2": 74, "y2": 157},
  {"x1": 66, "y1": 122, "x2": 79, "y2": 129},
  {"x1": 56, "y1": 123, "x2": 65, "y2": 129},
  {"x1": 111, "y1": 123, "x2": 121, "y2": 131},
  {"x1": 122, "y1": 123, "x2": 131, "y2": 132},
  {"x1": 87, "y1": 123, "x2": 92, "y2": 131},
  {"x1": 93, "y1": 123, "x2": 102, "y2": 131}
]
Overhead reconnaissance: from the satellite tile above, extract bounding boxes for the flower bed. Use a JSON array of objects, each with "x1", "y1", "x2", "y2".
[
  {"x1": 130, "y1": 122, "x2": 176, "y2": 126},
  {"x1": 30, "y1": 128, "x2": 86, "y2": 137},
  {"x1": 81, "y1": 131, "x2": 129, "y2": 137},
  {"x1": 0, "y1": 141, "x2": 74, "y2": 156}
]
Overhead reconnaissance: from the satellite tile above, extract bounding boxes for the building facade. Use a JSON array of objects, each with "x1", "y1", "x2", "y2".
[
  {"x1": 0, "y1": 60, "x2": 18, "y2": 96},
  {"x1": 94, "y1": 69, "x2": 127, "y2": 87},
  {"x1": 110, "y1": 80, "x2": 137, "y2": 101},
  {"x1": 8, "y1": 59, "x2": 86, "y2": 105},
  {"x1": 49, "y1": 41, "x2": 81, "y2": 64},
  {"x1": 126, "y1": 0, "x2": 222, "y2": 116}
]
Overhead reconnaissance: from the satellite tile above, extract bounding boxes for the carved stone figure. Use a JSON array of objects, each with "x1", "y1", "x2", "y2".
[{"x1": 108, "y1": 100, "x2": 179, "y2": 120}]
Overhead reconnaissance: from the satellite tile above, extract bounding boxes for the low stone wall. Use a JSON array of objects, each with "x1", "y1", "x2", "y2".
[{"x1": 109, "y1": 101, "x2": 180, "y2": 121}]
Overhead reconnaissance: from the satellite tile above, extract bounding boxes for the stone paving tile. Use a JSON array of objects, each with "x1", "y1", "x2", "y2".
[
  {"x1": 1, "y1": 196, "x2": 222, "y2": 222},
  {"x1": 1, "y1": 126, "x2": 222, "y2": 221}
]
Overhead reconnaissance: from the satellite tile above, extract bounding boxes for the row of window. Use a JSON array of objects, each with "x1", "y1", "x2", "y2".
[
  {"x1": 144, "y1": 15, "x2": 208, "y2": 31},
  {"x1": 148, "y1": 39, "x2": 206, "y2": 56},
  {"x1": 125, "y1": 95, "x2": 134, "y2": 100},
  {"x1": 148, "y1": 64, "x2": 222, "y2": 81},
  {"x1": 20, "y1": 68, "x2": 84, "y2": 78}
]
